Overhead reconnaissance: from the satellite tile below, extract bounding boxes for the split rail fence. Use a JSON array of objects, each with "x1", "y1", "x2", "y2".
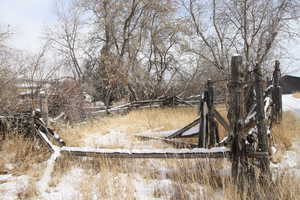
[{"x1": 0, "y1": 56, "x2": 283, "y2": 195}]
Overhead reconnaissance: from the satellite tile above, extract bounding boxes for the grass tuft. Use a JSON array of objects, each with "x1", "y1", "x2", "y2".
[{"x1": 292, "y1": 92, "x2": 300, "y2": 99}]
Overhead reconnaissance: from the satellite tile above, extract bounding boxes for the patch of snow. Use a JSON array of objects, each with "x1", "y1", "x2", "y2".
[
  {"x1": 182, "y1": 125, "x2": 199, "y2": 136},
  {"x1": 245, "y1": 111, "x2": 256, "y2": 124},
  {"x1": 271, "y1": 146, "x2": 277, "y2": 155},
  {"x1": 282, "y1": 95, "x2": 300, "y2": 116},
  {"x1": 42, "y1": 168, "x2": 86, "y2": 200},
  {"x1": 37, "y1": 147, "x2": 61, "y2": 198},
  {"x1": 133, "y1": 174, "x2": 173, "y2": 200},
  {"x1": 152, "y1": 129, "x2": 180, "y2": 137},
  {"x1": 264, "y1": 97, "x2": 272, "y2": 117},
  {"x1": 84, "y1": 130, "x2": 132, "y2": 148},
  {"x1": 219, "y1": 136, "x2": 228, "y2": 144},
  {"x1": 271, "y1": 142, "x2": 300, "y2": 179},
  {"x1": 0, "y1": 174, "x2": 13, "y2": 181},
  {"x1": 4, "y1": 163, "x2": 14, "y2": 171},
  {"x1": 0, "y1": 175, "x2": 29, "y2": 200},
  {"x1": 187, "y1": 183, "x2": 210, "y2": 200}
]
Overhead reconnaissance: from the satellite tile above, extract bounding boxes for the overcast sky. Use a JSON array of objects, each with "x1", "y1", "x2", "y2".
[
  {"x1": 0, "y1": 0, "x2": 56, "y2": 52},
  {"x1": 0, "y1": 0, "x2": 300, "y2": 76}
]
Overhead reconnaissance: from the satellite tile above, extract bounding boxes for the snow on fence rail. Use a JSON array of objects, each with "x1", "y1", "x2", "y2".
[
  {"x1": 84, "y1": 95, "x2": 224, "y2": 116},
  {"x1": 60, "y1": 146, "x2": 231, "y2": 159},
  {"x1": 35, "y1": 125, "x2": 267, "y2": 160}
]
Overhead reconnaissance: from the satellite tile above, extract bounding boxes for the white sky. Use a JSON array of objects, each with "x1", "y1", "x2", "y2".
[
  {"x1": 0, "y1": 0, "x2": 300, "y2": 76},
  {"x1": 0, "y1": 0, "x2": 56, "y2": 52}
]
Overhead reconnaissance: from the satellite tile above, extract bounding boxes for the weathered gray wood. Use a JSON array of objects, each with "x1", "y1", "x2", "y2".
[
  {"x1": 60, "y1": 147, "x2": 267, "y2": 159},
  {"x1": 166, "y1": 117, "x2": 200, "y2": 139},
  {"x1": 255, "y1": 63, "x2": 271, "y2": 180},
  {"x1": 229, "y1": 55, "x2": 248, "y2": 186},
  {"x1": 60, "y1": 149, "x2": 230, "y2": 159},
  {"x1": 198, "y1": 93, "x2": 208, "y2": 148},
  {"x1": 213, "y1": 108, "x2": 230, "y2": 132},
  {"x1": 136, "y1": 135, "x2": 198, "y2": 148},
  {"x1": 207, "y1": 80, "x2": 219, "y2": 146},
  {"x1": 40, "y1": 91, "x2": 49, "y2": 126},
  {"x1": 35, "y1": 129, "x2": 55, "y2": 152},
  {"x1": 272, "y1": 60, "x2": 282, "y2": 123}
]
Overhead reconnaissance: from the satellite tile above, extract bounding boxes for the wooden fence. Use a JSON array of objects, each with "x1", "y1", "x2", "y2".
[{"x1": 0, "y1": 56, "x2": 283, "y2": 197}]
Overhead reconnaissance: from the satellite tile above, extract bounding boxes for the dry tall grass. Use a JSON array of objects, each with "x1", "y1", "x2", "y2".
[
  {"x1": 292, "y1": 92, "x2": 300, "y2": 99},
  {"x1": 57, "y1": 107, "x2": 199, "y2": 146},
  {"x1": 0, "y1": 135, "x2": 49, "y2": 198},
  {"x1": 1, "y1": 106, "x2": 300, "y2": 199},
  {"x1": 272, "y1": 112, "x2": 300, "y2": 150},
  {"x1": 57, "y1": 106, "x2": 228, "y2": 147}
]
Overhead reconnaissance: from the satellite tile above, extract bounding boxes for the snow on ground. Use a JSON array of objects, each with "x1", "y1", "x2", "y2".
[
  {"x1": 84, "y1": 130, "x2": 133, "y2": 148},
  {"x1": 0, "y1": 174, "x2": 29, "y2": 200},
  {"x1": 271, "y1": 141, "x2": 300, "y2": 179},
  {"x1": 1, "y1": 94, "x2": 300, "y2": 199},
  {"x1": 83, "y1": 128, "x2": 170, "y2": 149},
  {"x1": 282, "y1": 94, "x2": 300, "y2": 116},
  {"x1": 133, "y1": 175, "x2": 173, "y2": 200},
  {"x1": 42, "y1": 167, "x2": 86, "y2": 200},
  {"x1": 37, "y1": 147, "x2": 61, "y2": 199}
]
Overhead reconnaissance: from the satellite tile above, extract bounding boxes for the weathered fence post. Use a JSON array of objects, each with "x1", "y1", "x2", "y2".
[
  {"x1": 229, "y1": 55, "x2": 249, "y2": 190},
  {"x1": 198, "y1": 80, "x2": 219, "y2": 148},
  {"x1": 255, "y1": 63, "x2": 271, "y2": 181},
  {"x1": 273, "y1": 60, "x2": 282, "y2": 123},
  {"x1": 207, "y1": 80, "x2": 219, "y2": 146},
  {"x1": 40, "y1": 90, "x2": 49, "y2": 126},
  {"x1": 198, "y1": 90, "x2": 208, "y2": 148}
]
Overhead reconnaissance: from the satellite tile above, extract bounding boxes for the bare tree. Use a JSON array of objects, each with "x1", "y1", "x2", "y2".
[
  {"x1": 181, "y1": 0, "x2": 300, "y2": 77},
  {"x1": 78, "y1": 0, "x2": 185, "y2": 100},
  {"x1": 45, "y1": 1, "x2": 84, "y2": 80}
]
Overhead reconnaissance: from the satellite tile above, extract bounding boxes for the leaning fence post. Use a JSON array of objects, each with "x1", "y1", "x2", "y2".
[
  {"x1": 255, "y1": 63, "x2": 271, "y2": 181},
  {"x1": 40, "y1": 90, "x2": 49, "y2": 126}
]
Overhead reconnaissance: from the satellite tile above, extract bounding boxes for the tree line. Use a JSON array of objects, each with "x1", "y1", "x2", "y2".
[{"x1": 0, "y1": 0, "x2": 299, "y2": 117}]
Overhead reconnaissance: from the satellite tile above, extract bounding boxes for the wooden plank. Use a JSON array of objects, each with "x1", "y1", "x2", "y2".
[
  {"x1": 229, "y1": 55, "x2": 245, "y2": 184},
  {"x1": 136, "y1": 135, "x2": 198, "y2": 148},
  {"x1": 60, "y1": 147, "x2": 231, "y2": 159},
  {"x1": 60, "y1": 146, "x2": 268, "y2": 159},
  {"x1": 165, "y1": 117, "x2": 200, "y2": 139},
  {"x1": 35, "y1": 129, "x2": 55, "y2": 152},
  {"x1": 35, "y1": 118, "x2": 66, "y2": 146},
  {"x1": 213, "y1": 108, "x2": 230, "y2": 132},
  {"x1": 176, "y1": 97, "x2": 195, "y2": 107},
  {"x1": 255, "y1": 63, "x2": 271, "y2": 179},
  {"x1": 40, "y1": 91, "x2": 49, "y2": 126},
  {"x1": 199, "y1": 97, "x2": 208, "y2": 147}
]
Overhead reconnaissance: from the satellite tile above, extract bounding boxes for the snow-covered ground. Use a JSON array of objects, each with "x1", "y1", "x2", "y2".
[
  {"x1": 271, "y1": 140, "x2": 300, "y2": 181},
  {"x1": 0, "y1": 94, "x2": 300, "y2": 199},
  {"x1": 282, "y1": 94, "x2": 300, "y2": 116}
]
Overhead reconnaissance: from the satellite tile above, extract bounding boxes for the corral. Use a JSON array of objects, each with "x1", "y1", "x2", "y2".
[{"x1": 0, "y1": 56, "x2": 285, "y2": 199}]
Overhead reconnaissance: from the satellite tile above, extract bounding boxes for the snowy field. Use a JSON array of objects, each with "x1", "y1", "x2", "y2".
[
  {"x1": 282, "y1": 94, "x2": 300, "y2": 116},
  {"x1": 0, "y1": 95, "x2": 300, "y2": 199}
]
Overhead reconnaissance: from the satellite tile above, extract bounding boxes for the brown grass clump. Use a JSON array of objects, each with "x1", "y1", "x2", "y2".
[
  {"x1": 0, "y1": 135, "x2": 51, "y2": 199},
  {"x1": 292, "y1": 92, "x2": 300, "y2": 99},
  {"x1": 0, "y1": 135, "x2": 50, "y2": 175},
  {"x1": 272, "y1": 112, "x2": 300, "y2": 151}
]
